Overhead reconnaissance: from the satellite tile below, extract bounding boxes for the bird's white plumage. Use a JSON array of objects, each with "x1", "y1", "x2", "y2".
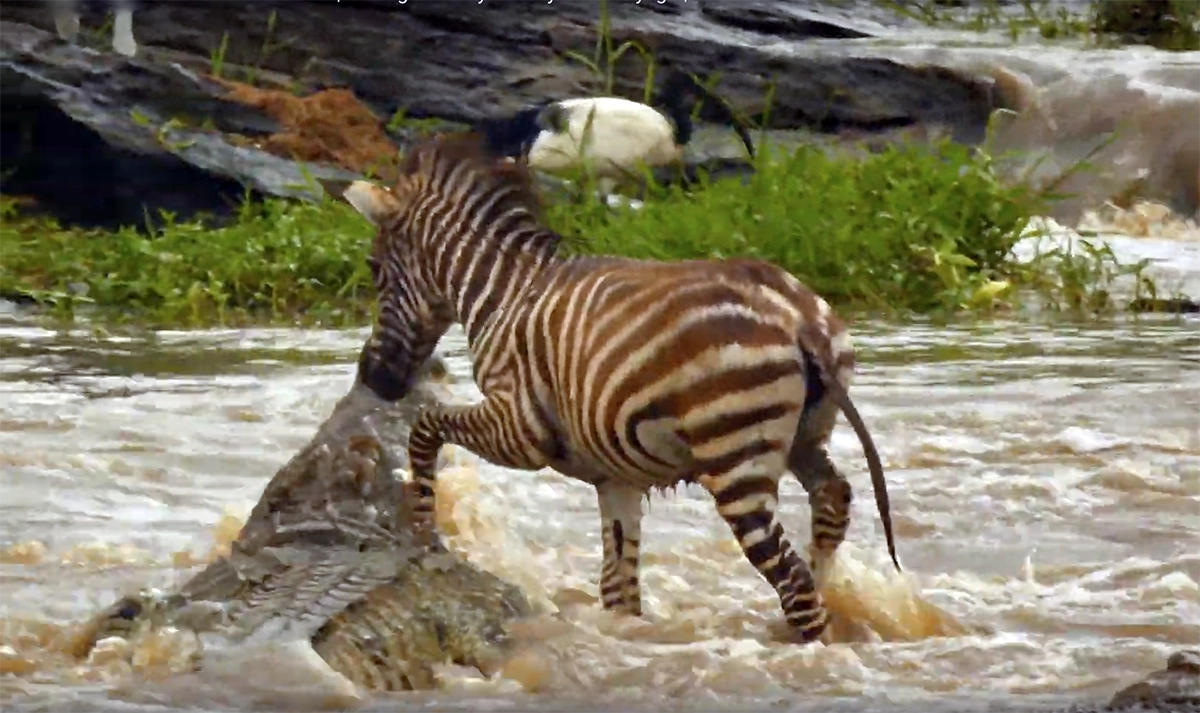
[
  {"x1": 342, "y1": 181, "x2": 397, "y2": 225},
  {"x1": 526, "y1": 97, "x2": 682, "y2": 180}
]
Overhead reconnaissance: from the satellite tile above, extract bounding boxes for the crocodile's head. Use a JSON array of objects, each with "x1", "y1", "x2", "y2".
[
  {"x1": 72, "y1": 588, "x2": 182, "y2": 659},
  {"x1": 237, "y1": 432, "x2": 437, "y2": 552}
]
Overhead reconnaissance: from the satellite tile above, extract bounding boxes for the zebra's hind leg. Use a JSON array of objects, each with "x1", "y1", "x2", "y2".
[
  {"x1": 789, "y1": 443, "x2": 852, "y2": 589},
  {"x1": 596, "y1": 482, "x2": 644, "y2": 616},
  {"x1": 697, "y1": 458, "x2": 827, "y2": 644},
  {"x1": 407, "y1": 397, "x2": 549, "y2": 536}
]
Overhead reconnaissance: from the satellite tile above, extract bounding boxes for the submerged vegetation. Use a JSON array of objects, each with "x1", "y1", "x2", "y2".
[{"x1": 0, "y1": 134, "x2": 1162, "y2": 327}]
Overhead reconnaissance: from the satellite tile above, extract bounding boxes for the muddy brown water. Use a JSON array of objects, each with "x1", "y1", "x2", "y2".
[
  {"x1": 2, "y1": 287, "x2": 1197, "y2": 711},
  {"x1": 3, "y1": 11, "x2": 1200, "y2": 709}
]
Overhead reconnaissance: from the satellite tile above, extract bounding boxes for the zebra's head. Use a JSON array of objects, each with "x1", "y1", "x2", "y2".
[
  {"x1": 336, "y1": 133, "x2": 554, "y2": 403},
  {"x1": 338, "y1": 177, "x2": 451, "y2": 403}
]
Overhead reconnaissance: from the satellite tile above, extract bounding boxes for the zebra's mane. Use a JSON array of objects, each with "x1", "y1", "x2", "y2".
[{"x1": 398, "y1": 131, "x2": 549, "y2": 227}]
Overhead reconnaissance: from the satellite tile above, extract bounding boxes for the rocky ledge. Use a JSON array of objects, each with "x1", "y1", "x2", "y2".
[{"x1": 1, "y1": 0, "x2": 1016, "y2": 231}]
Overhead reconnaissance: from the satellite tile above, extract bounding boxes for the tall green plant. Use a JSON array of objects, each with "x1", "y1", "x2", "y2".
[{"x1": 562, "y1": 0, "x2": 657, "y2": 99}]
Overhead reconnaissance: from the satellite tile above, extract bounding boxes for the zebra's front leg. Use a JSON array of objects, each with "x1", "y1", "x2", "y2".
[
  {"x1": 596, "y1": 482, "x2": 645, "y2": 616},
  {"x1": 407, "y1": 396, "x2": 548, "y2": 535}
]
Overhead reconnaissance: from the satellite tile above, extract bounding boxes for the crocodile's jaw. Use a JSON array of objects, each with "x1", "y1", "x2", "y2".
[{"x1": 72, "y1": 589, "x2": 171, "y2": 659}]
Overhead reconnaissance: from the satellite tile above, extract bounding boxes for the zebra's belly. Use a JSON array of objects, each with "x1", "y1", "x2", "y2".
[{"x1": 547, "y1": 421, "x2": 694, "y2": 491}]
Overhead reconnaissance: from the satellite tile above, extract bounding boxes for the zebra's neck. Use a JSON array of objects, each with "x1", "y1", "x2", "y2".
[{"x1": 436, "y1": 226, "x2": 564, "y2": 345}]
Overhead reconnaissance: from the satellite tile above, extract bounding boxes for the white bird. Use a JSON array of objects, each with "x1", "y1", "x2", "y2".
[
  {"x1": 48, "y1": 0, "x2": 139, "y2": 58},
  {"x1": 475, "y1": 70, "x2": 756, "y2": 195}
]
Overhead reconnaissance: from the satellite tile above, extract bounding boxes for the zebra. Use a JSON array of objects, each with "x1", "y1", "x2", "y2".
[{"x1": 328, "y1": 132, "x2": 900, "y2": 643}]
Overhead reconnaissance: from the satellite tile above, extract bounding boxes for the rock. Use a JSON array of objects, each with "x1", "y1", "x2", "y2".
[
  {"x1": 1, "y1": 1, "x2": 1011, "y2": 231},
  {"x1": 6, "y1": 0, "x2": 976, "y2": 128},
  {"x1": 699, "y1": 1, "x2": 873, "y2": 40},
  {"x1": 1108, "y1": 649, "x2": 1200, "y2": 711},
  {"x1": 72, "y1": 365, "x2": 537, "y2": 693},
  {"x1": 0, "y1": 19, "x2": 366, "y2": 232}
]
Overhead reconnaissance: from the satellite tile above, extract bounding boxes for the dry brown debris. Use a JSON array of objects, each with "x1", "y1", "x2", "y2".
[{"x1": 214, "y1": 78, "x2": 401, "y2": 179}]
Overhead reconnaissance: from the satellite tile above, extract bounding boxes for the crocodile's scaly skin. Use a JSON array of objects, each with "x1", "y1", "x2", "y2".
[
  {"x1": 76, "y1": 365, "x2": 535, "y2": 691},
  {"x1": 1107, "y1": 649, "x2": 1200, "y2": 711}
]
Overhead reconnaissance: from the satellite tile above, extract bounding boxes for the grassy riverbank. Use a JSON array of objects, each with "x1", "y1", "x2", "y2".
[{"x1": 0, "y1": 137, "x2": 1154, "y2": 327}]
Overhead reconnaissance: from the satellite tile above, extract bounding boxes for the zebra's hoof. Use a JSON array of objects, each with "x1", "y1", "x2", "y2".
[
  {"x1": 783, "y1": 609, "x2": 874, "y2": 646},
  {"x1": 770, "y1": 619, "x2": 826, "y2": 646},
  {"x1": 779, "y1": 610, "x2": 828, "y2": 646}
]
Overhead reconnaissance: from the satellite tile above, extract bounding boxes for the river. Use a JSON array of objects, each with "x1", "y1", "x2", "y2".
[
  {"x1": 2, "y1": 230, "x2": 1197, "y2": 711},
  {"x1": 2, "y1": 6, "x2": 1200, "y2": 711}
]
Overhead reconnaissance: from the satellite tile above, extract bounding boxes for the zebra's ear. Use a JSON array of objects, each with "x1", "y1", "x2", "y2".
[{"x1": 342, "y1": 181, "x2": 401, "y2": 225}]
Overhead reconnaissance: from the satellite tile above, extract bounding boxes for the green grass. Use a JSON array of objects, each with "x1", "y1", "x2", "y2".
[
  {"x1": 549, "y1": 138, "x2": 1036, "y2": 314},
  {"x1": 0, "y1": 136, "x2": 1159, "y2": 327},
  {"x1": 0, "y1": 196, "x2": 376, "y2": 328}
]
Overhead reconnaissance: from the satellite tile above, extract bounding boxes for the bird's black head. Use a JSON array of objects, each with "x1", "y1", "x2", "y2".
[
  {"x1": 474, "y1": 101, "x2": 558, "y2": 159},
  {"x1": 655, "y1": 69, "x2": 756, "y2": 160}
]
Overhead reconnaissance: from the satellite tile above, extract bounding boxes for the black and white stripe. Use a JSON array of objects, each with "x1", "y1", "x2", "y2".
[{"x1": 337, "y1": 133, "x2": 900, "y2": 644}]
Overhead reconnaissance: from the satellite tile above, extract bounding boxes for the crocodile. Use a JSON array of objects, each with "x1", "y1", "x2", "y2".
[
  {"x1": 1108, "y1": 649, "x2": 1200, "y2": 712},
  {"x1": 74, "y1": 358, "x2": 537, "y2": 693}
]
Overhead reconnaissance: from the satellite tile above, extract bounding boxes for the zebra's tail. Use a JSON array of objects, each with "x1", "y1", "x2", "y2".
[{"x1": 796, "y1": 321, "x2": 901, "y2": 573}]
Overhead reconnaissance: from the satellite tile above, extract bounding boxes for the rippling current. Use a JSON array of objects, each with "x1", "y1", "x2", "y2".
[{"x1": 2, "y1": 308, "x2": 1197, "y2": 712}]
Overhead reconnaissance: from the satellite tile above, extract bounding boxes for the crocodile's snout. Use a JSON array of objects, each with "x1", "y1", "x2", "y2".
[{"x1": 72, "y1": 593, "x2": 153, "y2": 659}]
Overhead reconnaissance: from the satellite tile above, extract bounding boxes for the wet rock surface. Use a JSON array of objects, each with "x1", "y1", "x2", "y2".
[
  {"x1": 0, "y1": 0, "x2": 1010, "y2": 231},
  {"x1": 0, "y1": 19, "x2": 363, "y2": 232},
  {"x1": 698, "y1": 1, "x2": 874, "y2": 40}
]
